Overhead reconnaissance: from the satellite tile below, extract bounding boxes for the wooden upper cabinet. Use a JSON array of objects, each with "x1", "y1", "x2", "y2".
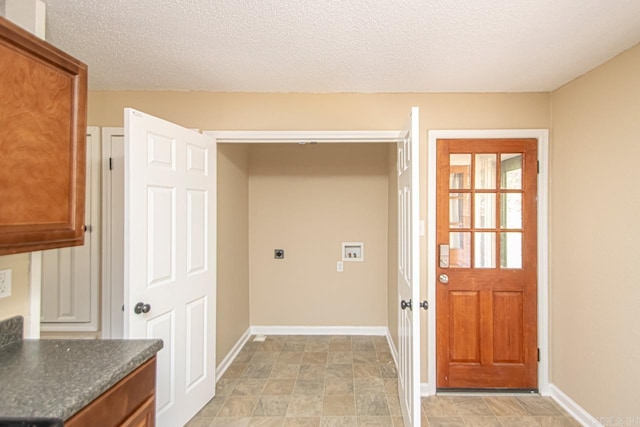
[{"x1": 0, "y1": 16, "x2": 88, "y2": 255}]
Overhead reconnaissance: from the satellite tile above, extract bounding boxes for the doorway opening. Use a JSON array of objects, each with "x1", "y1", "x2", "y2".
[{"x1": 101, "y1": 109, "x2": 422, "y2": 426}]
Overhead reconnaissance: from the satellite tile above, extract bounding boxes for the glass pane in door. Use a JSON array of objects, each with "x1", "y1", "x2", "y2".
[
  {"x1": 501, "y1": 193, "x2": 522, "y2": 229},
  {"x1": 475, "y1": 193, "x2": 496, "y2": 228},
  {"x1": 501, "y1": 154, "x2": 523, "y2": 189},
  {"x1": 450, "y1": 193, "x2": 471, "y2": 228},
  {"x1": 450, "y1": 154, "x2": 471, "y2": 189},
  {"x1": 500, "y1": 232, "x2": 522, "y2": 268},
  {"x1": 475, "y1": 154, "x2": 496, "y2": 189},
  {"x1": 450, "y1": 231, "x2": 471, "y2": 268},
  {"x1": 475, "y1": 232, "x2": 496, "y2": 268}
]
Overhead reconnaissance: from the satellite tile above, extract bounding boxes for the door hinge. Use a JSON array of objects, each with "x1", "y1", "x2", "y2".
[
  {"x1": 537, "y1": 348, "x2": 540, "y2": 362},
  {"x1": 109, "y1": 157, "x2": 113, "y2": 170},
  {"x1": 537, "y1": 160, "x2": 540, "y2": 174}
]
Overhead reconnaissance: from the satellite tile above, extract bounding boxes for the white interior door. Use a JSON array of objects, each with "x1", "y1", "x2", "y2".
[
  {"x1": 41, "y1": 127, "x2": 100, "y2": 332},
  {"x1": 398, "y1": 106, "x2": 421, "y2": 426},
  {"x1": 125, "y1": 109, "x2": 217, "y2": 427}
]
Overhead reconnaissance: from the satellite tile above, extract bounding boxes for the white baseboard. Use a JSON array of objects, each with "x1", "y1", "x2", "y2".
[
  {"x1": 385, "y1": 330, "x2": 430, "y2": 398},
  {"x1": 549, "y1": 384, "x2": 602, "y2": 427},
  {"x1": 216, "y1": 327, "x2": 251, "y2": 382},
  {"x1": 385, "y1": 329, "x2": 399, "y2": 368},
  {"x1": 250, "y1": 325, "x2": 388, "y2": 336},
  {"x1": 421, "y1": 383, "x2": 431, "y2": 397}
]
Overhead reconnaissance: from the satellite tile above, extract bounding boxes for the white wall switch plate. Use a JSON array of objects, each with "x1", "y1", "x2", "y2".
[
  {"x1": 0, "y1": 269, "x2": 12, "y2": 299},
  {"x1": 336, "y1": 261, "x2": 344, "y2": 272}
]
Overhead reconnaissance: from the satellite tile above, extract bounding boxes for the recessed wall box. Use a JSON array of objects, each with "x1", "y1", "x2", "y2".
[{"x1": 342, "y1": 242, "x2": 364, "y2": 262}]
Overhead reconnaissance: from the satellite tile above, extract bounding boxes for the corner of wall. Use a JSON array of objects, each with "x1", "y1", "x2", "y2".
[
  {"x1": 549, "y1": 384, "x2": 603, "y2": 426},
  {"x1": 216, "y1": 143, "x2": 251, "y2": 365}
]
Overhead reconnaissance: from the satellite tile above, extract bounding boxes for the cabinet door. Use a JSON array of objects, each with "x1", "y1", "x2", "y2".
[
  {"x1": 65, "y1": 358, "x2": 156, "y2": 427},
  {"x1": 41, "y1": 128, "x2": 100, "y2": 330},
  {"x1": 0, "y1": 16, "x2": 87, "y2": 255},
  {"x1": 119, "y1": 397, "x2": 155, "y2": 427}
]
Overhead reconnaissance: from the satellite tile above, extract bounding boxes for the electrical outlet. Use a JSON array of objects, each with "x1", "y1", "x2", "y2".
[
  {"x1": 0, "y1": 269, "x2": 12, "y2": 299},
  {"x1": 337, "y1": 261, "x2": 344, "y2": 272}
]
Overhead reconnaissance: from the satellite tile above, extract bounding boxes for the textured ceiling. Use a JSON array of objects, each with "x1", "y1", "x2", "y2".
[{"x1": 25, "y1": 0, "x2": 640, "y2": 92}]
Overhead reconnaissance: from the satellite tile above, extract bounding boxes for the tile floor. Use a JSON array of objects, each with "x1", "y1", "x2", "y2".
[{"x1": 186, "y1": 335, "x2": 580, "y2": 427}]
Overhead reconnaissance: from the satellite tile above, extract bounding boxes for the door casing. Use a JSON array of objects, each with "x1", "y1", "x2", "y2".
[
  {"x1": 101, "y1": 127, "x2": 125, "y2": 339},
  {"x1": 203, "y1": 128, "x2": 424, "y2": 426},
  {"x1": 426, "y1": 129, "x2": 549, "y2": 396}
]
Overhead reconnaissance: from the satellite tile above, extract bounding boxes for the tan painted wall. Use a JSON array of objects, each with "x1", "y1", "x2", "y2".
[
  {"x1": 550, "y1": 43, "x2": 640, "y2": 419},
  {"x1": 88, "y1": 90, "x2": 550, "y2": 380},
  {"x1": 0, "y1": 254, "x2": 30, "y2": 323},
  {"x1": 248, "y1": 143, "x2": 390, "y2": 327},
  {"x1": 387, "y1": 145, "x2": 399, "y2": 349},
  {"x1": 216, "y1": 144, "x2": 251, "y2": 364}
]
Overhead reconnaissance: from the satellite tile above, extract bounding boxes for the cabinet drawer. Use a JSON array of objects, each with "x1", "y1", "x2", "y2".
[{"x1": 65, "y1": 357, "x2": 156, "y2": 427}]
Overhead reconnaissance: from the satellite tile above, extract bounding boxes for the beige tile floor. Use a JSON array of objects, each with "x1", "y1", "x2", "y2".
[{"x1": 186, "y1": 335, "x2": 580, "y2": 427}]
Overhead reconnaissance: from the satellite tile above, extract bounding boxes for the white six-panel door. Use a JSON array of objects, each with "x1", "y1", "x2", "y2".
[
  {"x1": 125, "y1": 109, "x2": 216, "y2": 427},
  {"x1": 40, "y1": 127, "x2": 100, "y2": 332},
  {"x1": 398, "y1": 107, "x2": 421, "y2": 426}
]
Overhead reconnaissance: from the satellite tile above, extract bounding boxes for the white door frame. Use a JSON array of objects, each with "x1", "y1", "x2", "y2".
[
  {"x1": 207, "y1": 128, "x2": 427, "y2": 416},
  {"x1": 426, "y1": 129, "x2": 550, "y2": 395},
  {"x1": 204, "y1": 130, "x2": 403, "y2": 144},
  {"x1": 101, "y1": 127, "x2": 124, "y2": 338}
]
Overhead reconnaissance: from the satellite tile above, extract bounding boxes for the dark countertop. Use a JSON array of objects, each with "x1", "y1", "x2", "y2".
[{"x1": 0, "y1": 337, "x2": 162, "y2": 421}]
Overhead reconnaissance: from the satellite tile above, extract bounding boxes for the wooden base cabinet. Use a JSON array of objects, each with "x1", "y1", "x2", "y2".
[
  {"x1": 119, "y1": 396, "x2": 154, "y2": 427},
  {"x1": 65, "y1": 357, "x2": 156, "y2": 427}
]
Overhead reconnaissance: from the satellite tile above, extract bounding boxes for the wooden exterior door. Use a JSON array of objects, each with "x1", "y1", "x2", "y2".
[{"x1": 436, "y1": 138, "x2": 538, "y2": 390}]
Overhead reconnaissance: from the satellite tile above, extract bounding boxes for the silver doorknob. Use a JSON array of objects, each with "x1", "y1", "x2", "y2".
[
  {"x1": 439, "y1": 274, "x2": 449, "y2": 284},
  {"x1": 401, "y1": 299, "x2": 412, "y2": 310},
  {"x1": 134, "y1": 302, "x2": 151, "y2": 314}
]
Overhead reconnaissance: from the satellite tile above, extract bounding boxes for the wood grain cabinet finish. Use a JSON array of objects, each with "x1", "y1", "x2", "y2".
[
  {"x1": 0, "y1": 16, "x2": 88, "y2": 255},
  {"x1": 65, "y1": 357, "x2": 156, "y2": 427}
]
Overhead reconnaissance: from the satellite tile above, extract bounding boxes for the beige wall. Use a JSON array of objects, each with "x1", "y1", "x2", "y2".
[
  {"x1": 216, "y1": 144, "x2": 251, "y2": 364},
  {"x1": 387, "y1": 145, "x2": 399, "y2": 349},
  {"x1": 0, "y1": 254, "x2": 30, "y2": 323},
  {"x1": 248, "y1": 143, "x2": 390, "y2": 327},
  {"x1": 88, "y1": 90, "x2": 550, "y2": 380},
  {"x1": 10, "y1": 45, "x2": 639, "y2": 418},
  {"x1": 550, "y1": 44, "x2": 640, "y2": 419},
  {"x1": 88, "y1": 92, "x2": 550, "y2": 132}
]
